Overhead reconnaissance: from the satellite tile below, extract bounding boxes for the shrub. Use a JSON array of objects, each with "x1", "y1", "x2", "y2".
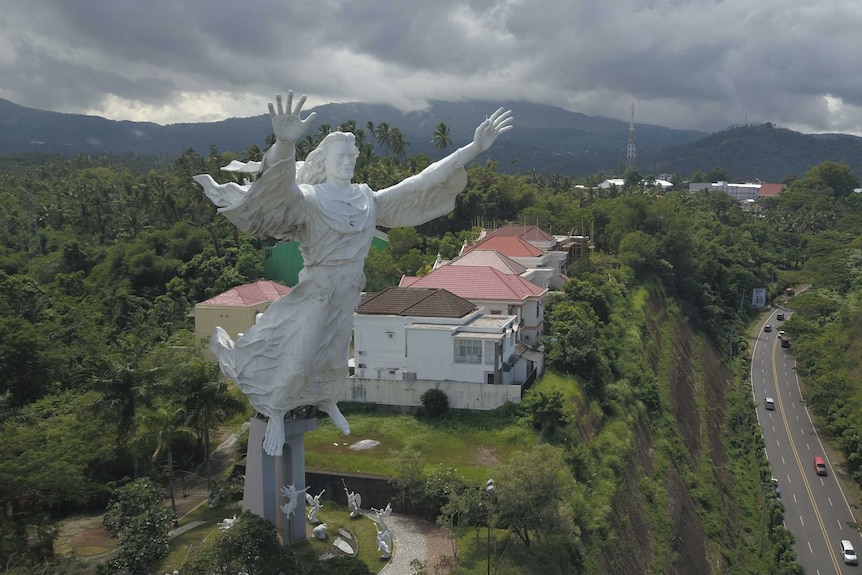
[{"x1": 420, "y1": 388, "x2": 449, "y2": 418}]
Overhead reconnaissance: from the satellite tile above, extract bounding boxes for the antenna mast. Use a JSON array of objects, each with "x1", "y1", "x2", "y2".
[{"x1": 626, "y1": 103, "x2": 636, "y2": 172}]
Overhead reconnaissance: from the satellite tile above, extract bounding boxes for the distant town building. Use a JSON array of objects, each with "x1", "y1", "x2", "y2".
[
  {"x1": 689, "y1": 181, "x2": 786, "y2": 202},
  {"x1": 599, "y1": 178, "x2": 673, "y2": 191}
]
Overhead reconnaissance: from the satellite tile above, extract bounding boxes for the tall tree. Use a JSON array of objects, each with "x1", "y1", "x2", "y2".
[
  {"x1": 373, "y1": 122, "x2": 392, "y2": 155},
  {"x1": 135, "y1": 400, "x2": 197, "y2": 519},
  {"x1": 492, "y1": 444, "x2": 576, "y2": 548},
  {"x1": 173, "y1": 356, "x2": 247, "y2": 498},
  {"x1": 432, "y1": 122, "x2": 452, "y2": 151},
  {"x1": 389, "y1": 127, "x2": 409, "y2": 159},
  {"x1": 87, "y1": 356, "x2": 160, "y2": 478}
]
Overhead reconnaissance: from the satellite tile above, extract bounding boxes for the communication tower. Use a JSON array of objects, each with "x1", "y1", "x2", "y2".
[{"x1": 626, "y1": 103, "x2": 636, "y2": 172}]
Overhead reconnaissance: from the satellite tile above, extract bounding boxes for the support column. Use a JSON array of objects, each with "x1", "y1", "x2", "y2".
[{"x1": 242, "y1": 416, "x2": 319, "y2": 544}]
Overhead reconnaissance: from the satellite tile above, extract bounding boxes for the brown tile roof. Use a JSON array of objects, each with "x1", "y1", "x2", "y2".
[
  {"x1": 757, "y1": 183, "x2": 785, "y2": 197},
  {"x1": 449, "y1": 249, "x2": 528, "y2": 274},
  {"x1": 357, "y1": 287, "x2": 477, "y2": 318},
  {"x1": 198, "y1": 280, "x2": 291, "y2": 307},
  {"x1": 484, "y1": 224, "x2": 555, "y2": 242},
  {"x1": 464, "y1": 235, "x2": 546, "y2": 257},
  {"x1": 400, "y1": 265, "x2": 546, "y2": 301}
]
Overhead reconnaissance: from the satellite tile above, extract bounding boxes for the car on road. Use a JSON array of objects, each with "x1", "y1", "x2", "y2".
[
  {"x1": 777, "y1": 313, "x2": 785, "y2": 320},
  {"x1": 813, "y1": 456, "x2": 827, "y2": 476},
  {"x1": 764, "y1": 324, "x2": 772, "y2": 332},
  {"x1": 771, "y1": 477, "x2": 781, "y2": 498},
  {"x1": 765, "y1": 397, "x2": 775, "y2": 410},
  {"x1": 840, "y1": 540, "x2": 858, "y2": 565}
]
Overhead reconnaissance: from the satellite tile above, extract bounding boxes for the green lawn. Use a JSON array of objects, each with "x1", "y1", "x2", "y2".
[
  {"x1": 304, "y1": 407, "x2": 537, "y2": 483},
  {"x1": 152, "y1": 500, "x2": 243, "y2": 574}
]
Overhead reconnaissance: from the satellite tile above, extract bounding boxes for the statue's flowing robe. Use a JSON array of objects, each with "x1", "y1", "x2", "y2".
[{"x1": 194, "y1": 151, "x2": 469, "y2": 455}]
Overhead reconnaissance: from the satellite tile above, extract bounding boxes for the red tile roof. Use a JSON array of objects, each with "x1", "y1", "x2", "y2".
[
  {"x1": 483, "y1": 224, "x2": 555, "y2": 242},
  {"x1": 357, "y1": 287, "x2": 477, "y2": 317},
  {"x1": 757, "y1": 183, "x2": 785, "y2": 197},
  {"x1": 463, "y1": 235, "x2": 545, "y2": 257},
  {"x1": 449, "y1": 249, "x2": 527, "y2": 274},
  {"x1": 400, "y1": 266, "x2": 546, "y2": 301},
  {"x1": 199, "y1": 280, "x2": 291, "y2": 307}
]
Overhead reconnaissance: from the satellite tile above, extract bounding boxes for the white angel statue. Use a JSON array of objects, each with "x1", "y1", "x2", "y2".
[
  {"x1": 306, "y1": 488, "x2": 325, "y2": 524},
  {"x1": 280, "y1": 483, "x2": 309, "y2": 518}
]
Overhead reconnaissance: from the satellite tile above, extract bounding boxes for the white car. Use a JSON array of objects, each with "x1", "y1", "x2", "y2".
[
  {"x1": 765, "y1": 398, "x2": 775, "y2": 410},
  {"x1": 840, "y1": 540, "x2": 858, "y2": 565}
]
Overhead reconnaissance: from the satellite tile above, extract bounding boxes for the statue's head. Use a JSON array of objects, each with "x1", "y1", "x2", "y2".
[{"x1": 298, "y1": 131, "x2": 359, "y2": 185}]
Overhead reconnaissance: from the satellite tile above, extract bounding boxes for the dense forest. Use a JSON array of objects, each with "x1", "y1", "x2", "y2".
[{"x1": 2, "y1": 116, "x2": 862, "y2": 574}]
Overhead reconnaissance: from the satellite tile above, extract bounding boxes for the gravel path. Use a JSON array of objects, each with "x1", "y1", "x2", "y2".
[
  {"x1": 375, "y1": 512, "x2": 452, "y2": 575},
  {"x1": 377, "y1": 512, "x2": 426, "y2": 574}
]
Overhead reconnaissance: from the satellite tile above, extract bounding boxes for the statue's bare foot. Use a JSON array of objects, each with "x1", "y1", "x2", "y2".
[
  {"x1": 318, "y1": 402, "x2": 350, "y2": 434},
  {"x1": 262, "y1": 416, "x2": 285, "y2": 456}
]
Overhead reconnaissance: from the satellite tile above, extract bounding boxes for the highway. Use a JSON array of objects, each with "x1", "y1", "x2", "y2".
[{"x1": 752, "y1": 308, "x2": 861, "y2": 574}]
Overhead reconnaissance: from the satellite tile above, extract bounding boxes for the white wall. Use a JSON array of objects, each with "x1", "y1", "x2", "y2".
[
  {"x1": 341, "y1": 377, "x2": 523, "y2": 410},
  {"x1": 353, "y1": 315, "x2": 413, "y2": 376}
]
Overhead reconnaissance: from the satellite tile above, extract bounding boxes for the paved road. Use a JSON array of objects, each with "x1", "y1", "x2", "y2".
[{"x1": 753, "y1": 308, "x2": 861, "y2": 574}]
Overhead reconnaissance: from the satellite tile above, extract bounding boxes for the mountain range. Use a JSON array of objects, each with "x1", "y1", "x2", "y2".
[{"x1": 2, "y1": 97, "x2": 862, "y2": 182}]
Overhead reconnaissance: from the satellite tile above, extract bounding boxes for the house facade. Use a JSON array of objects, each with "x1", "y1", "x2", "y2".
[
  {"x1": 345, "y1": 287, "x2": 539, "y2": 411},
  {"x1": 193, "y1": 280, "x2": 291, "y2": 361}
]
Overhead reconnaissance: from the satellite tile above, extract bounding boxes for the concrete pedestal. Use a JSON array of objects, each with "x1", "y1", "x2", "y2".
[{"x1": 242, "y1": 416, "x2": 319, "y2": 544}]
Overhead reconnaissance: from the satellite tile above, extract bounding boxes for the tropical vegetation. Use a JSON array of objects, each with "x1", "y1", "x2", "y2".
[{"x1": 1, "y1": 115, "x2": 861, "y2": 573}]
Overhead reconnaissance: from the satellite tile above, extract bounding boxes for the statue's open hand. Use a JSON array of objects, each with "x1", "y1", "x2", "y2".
[
  {"x1": 269, "y1": 91, "x2": 317, "y2": 143},
  {"x1": 472, "y1": 108, "x2": 514, "y2": 153}
]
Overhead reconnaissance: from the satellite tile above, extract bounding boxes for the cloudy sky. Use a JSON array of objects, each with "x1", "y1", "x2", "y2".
[{"x1": 2, "y1": 0, "x2": 862, "y2": 136}]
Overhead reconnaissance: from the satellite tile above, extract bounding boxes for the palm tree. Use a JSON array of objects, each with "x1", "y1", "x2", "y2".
[
  {"x1": 87, "y1": 356, "x2": 160, "y2": 478},
  {"x1": 389, "y1": 127, "x2": 409, "y2": 160},
  {"x1": 432, "y1": 122, "x2": 451, "y2": 151},
  {"x1": 175, "y1": 358, "x2": 247, "y2": 498},
  {"x1": 373, "y1": 122, "x2": 392, "y2": 155},
  {"x1": 136, "y1": 400, "x2": 198, "y2": 519}
]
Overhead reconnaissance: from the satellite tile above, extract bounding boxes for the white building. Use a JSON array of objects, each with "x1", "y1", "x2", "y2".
[
  {"x1": 400, "y1": 264, "x2": 548, "y2": 346},
  {"x1": 345, "y1": 287, "x2": 542, "y2": 411},
  {"x1": 689, "y1": 181, "x2": 760, "y2": 201}
]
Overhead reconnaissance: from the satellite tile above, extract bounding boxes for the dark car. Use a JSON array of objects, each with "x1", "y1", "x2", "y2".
[
  {"x1": 777, "y1": 313, "x2": 785, "y2": 321},
  {"x1": 764, "y1": 324, "x2": 772, "y2": 332}
]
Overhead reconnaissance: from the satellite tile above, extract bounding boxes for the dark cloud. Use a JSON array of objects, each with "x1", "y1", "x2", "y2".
[{"x1": 1, "y1": 0, "x2": 861, "y2": 134}]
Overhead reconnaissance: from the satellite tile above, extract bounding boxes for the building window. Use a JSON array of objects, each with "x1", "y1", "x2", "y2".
[
  {"x1": 454, "y1": 339, "x2": 483, "y2": 364},
  {"x1": 484, "y1": 341, "x2": 496, "y2": 365}
]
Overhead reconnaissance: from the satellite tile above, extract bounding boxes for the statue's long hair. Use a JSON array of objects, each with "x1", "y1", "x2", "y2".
[{"x1": 297, "y1": 131, "x2": 359, "y2": 185}]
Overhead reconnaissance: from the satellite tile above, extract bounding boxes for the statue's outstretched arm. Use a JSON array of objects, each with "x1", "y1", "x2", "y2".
[
  {"x1": 453, "y1": 107, "x2": 514, "y2": 165},
  {"x1": 260, "y1": 91, "x2": 318, "y2": 178}
]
